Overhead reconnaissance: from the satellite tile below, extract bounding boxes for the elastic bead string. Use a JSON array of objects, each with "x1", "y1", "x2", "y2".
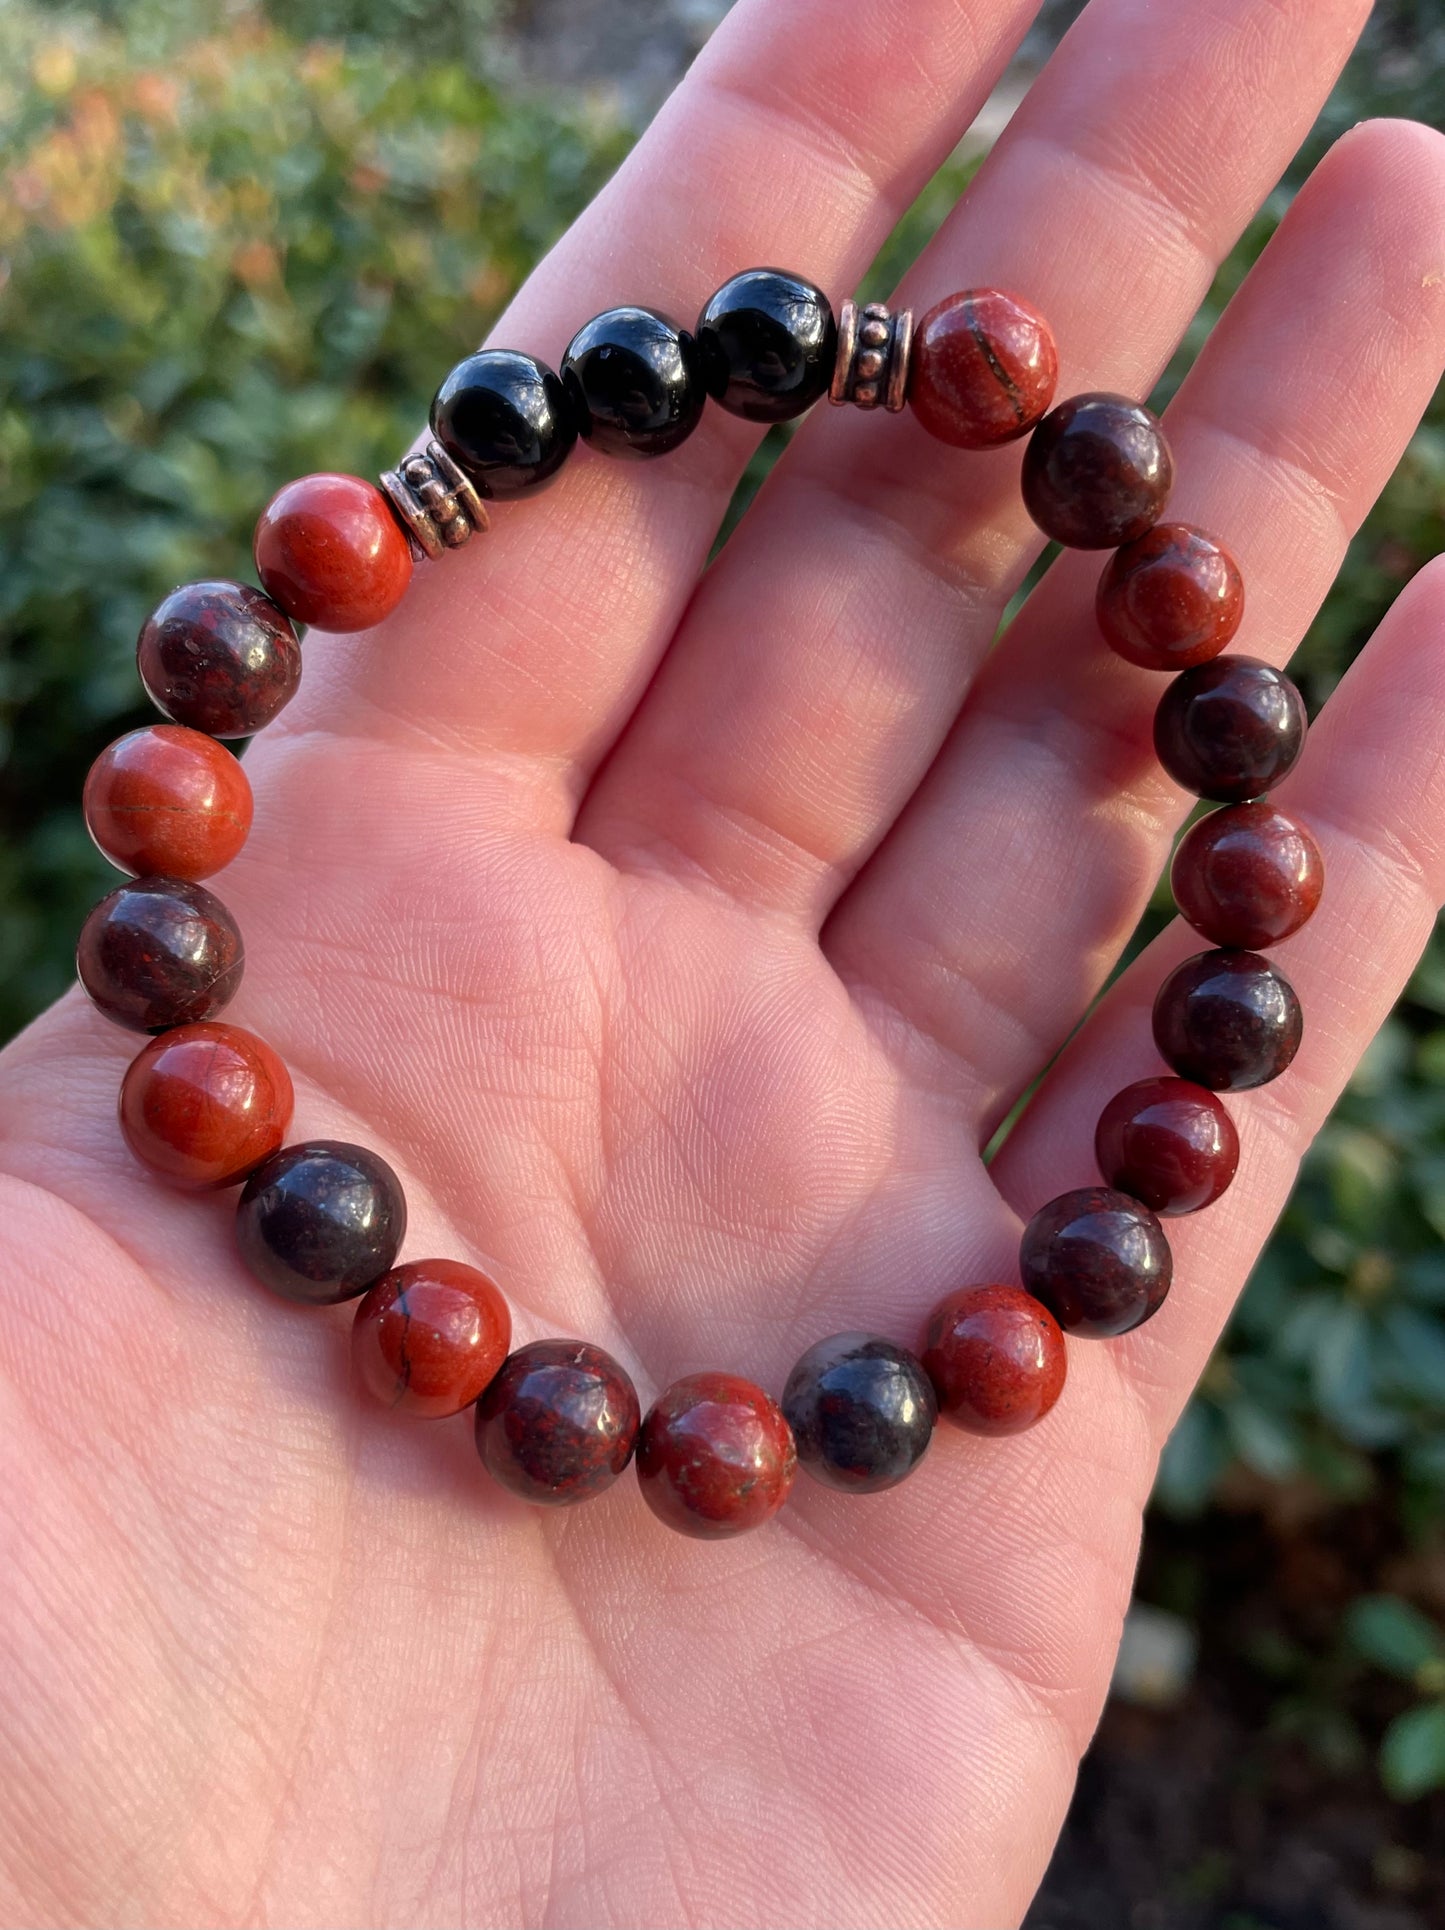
[{"x1": 72, "y1": 268, "x2": 1320, "y2": 1539}]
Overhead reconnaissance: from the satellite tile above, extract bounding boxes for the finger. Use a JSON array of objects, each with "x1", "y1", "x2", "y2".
[
  {"x1": 289, "y1": 0, "x2": 1045, "y2": 796},
  {"x1": 987, "y1": 552, "x2": 1445, "y2": 1436},
  {"x1": 826, "y1": 116, "x2": 1445, "y2": 1115},
  {"x1": 576, "y1": 0, "x2": 1370, "y2": 908}
]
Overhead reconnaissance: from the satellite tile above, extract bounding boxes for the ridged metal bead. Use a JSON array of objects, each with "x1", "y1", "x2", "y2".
[
  {"x1": 829, "y1": 299, "x2": 913, "y2": 413},
  {"x1": 379, "y1": 441, "x2": 490, "y2": 560}
]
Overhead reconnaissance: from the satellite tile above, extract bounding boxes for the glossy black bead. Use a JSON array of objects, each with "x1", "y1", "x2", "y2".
[
  {"x1": 1020, "y1": 1187, "x2": 1173, "y2": 1339},
  {"x1": 1154, "y1": 655, "x2": 1307, "y2": 803},
  {"x1": 430, "y1": 349, "x2": 577, "y2": 499},
  {"x1": 76, "y1": 877, "x2": 243, "y2": 1033},
  {"x1": 136, "y1": 580, "x2": 302, "y2": 738},
  {"x1": 560, "y1": 305, "x2": 705, "y2": 459},
  {"x1": 1153, "y1": 947, "x2": 1303, "y2": 1092},
  {"x1": 781, "y1": 1331, "x2": 937, "y2": 1493},
  {"x1": 696, "y1": 267, "x2": 837, "y2": 423},
  {"x1": 236, "y1": 1140, "x2": 406, "y2": 1305}
]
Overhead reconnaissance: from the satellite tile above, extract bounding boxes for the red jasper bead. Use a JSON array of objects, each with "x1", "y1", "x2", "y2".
[
  {"x1": 1020, "y1": 1187, "x2": 1173, "y2": 1338},
  {"x1": 1022, "y1": 393, "x2": 1173, "y2": 550},
  {"x1": 1171, "y1": 801, "x2": 1324, "y2": 950},
  {"x1": 253, "y1": 473, "x2": 413, "y2": 632},
  {"x1": 921, "y1": 1284, "x2": 1067, "y2": 1436},
  {"x1": 908, "y1": 288, "x2": 1058, "y2": 449},
  {"x1": 83, "y1": 725, "x2": 252, "y2": 881},
  {"x1": 477, "y1": 1340, "x2": 641, "y2": 1504},
  {"x1": 137, "y1": 579, "x2": 301, "y2": 738},
  {"x1": 352, "y1": 1259, "x2": 511, "y2": 1420},
  {"x1": 119, "y1": 1021, "x2": 293, "y2": 1189},
  {"x1": 1097, "y1": 524, "x2": 1244, "y2": 671},
  {"x1": 636, "y1": 1372, "x2": 797, "y2": 1540},
  {"x1": 1095, "y1": 1075, "x2": 1239, "y2": 1217}
]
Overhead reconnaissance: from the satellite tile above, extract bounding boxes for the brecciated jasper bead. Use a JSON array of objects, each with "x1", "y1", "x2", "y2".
[
  {"x1": 254, "y1": 473, "x2": 413, "y2": 632},
  {"x1": 476, "y1": 1340, "x2": 641, "y2": 1505},
  {"x1": 908, "y1": 288, "x2": 1058, "y2": 448},
  {"x1": 1154, "y1": 656, "x2": 1307, "y2": 803},
  {"x1": 637, "y1": 1372, "x2": 797, "y2": 1539},
  {"x1": 77, "y1": 877, "x2": 243, "y2": 1032},
  {"x1": 1094, "y1": 1076, "x2": 1239, "y2": 1216},
  {"x1": 695, "y1": 268, "x2": 837, "y2": 423},
  {"x1": 236, "y1": 1140, "x2": 406, "y2": 1305},
  {"x1": 1154, "y1": 948, "x2": 1303, "y2": 1091},
  {"x1": 1020, "y1": 1187, "x2": 1173, "y2": 1338},
  {"x1": 119, "y1": 1022, "x2": 293, "y2": 1190},
  {"x1": 921, "y1": 1285, "x2": 1067, "y2": 1435},
  {"x1": 561, "y1": 305, "x2": 705, "y2": 458},
  {"x1": 83, "y1": 726, "x2": 252, "y2": 881},
  {"x1": 430, "y1": 349, "x2": 577, "y2": 498},
  {"x1": 1022, "y1": 393, "x2": 1174, "y2": 550},
  {"x1": 1171, "y1": 802, "x2": 1324, "y2": 950},
  {"x1": 137, "y1": 579, "x2": 302, "y2": 737},
  {"x1": 1096, "y1": 524, "x2": 1244, "y2": 671},
  {"x1": 352, "y1": 1259, "x2": 510, "y2": 1419},
  {"x1": 781, "y1": 1333, "x2": 936, "y2": 1493}
]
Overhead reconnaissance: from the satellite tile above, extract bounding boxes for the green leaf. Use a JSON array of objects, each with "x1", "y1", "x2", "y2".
[
  {"x1": 1345, "y1": 1595, "x2": 1444, "y2": 1680},
  {"x1": 1380, "y1": 1700, "x2": 1445, "y2": 1800}
]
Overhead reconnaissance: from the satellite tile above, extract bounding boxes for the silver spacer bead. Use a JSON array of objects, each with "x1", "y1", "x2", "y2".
[
  {"x1": 379, "y1": 441, "x2": 490, "y2": 561},
  {"x1": 828, "y1": 299, "x2": 913, "y2": 413}
]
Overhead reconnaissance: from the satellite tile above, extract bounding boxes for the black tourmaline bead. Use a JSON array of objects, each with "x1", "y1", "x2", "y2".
[
  {"x1": 136, "y1": 580, "x2": 302, "y2": 738},
  {"x1": 476, "y1": 1340, "x2": 641, "y2": 1505},
  {"x1": 1153, "y1": 655, "x2": 1307, "y2": 803},
  {"x1": 430, "y1": 349, "x2": 577, "y2": 499},
  {"x1": 236, "y1": 1140, "x2": 406, "y2": 1305},
  {"x1": 1153, "y1": 948, "x2": 1303, "y2": 1091},
  {"x1": 781, "y1": 1332, "x2": 937, "y2": 1493},
  {"x1": 696, "y1": 267, "x2": 837, "y2": 423},
  {"x1": 561, "y1": 305, "x2": 706, "y2": 459},
  {"x1": 77, "y1": 877, "x2": 243, "y2": 1033},
  {"x1": 1020, "y1": 1187, "x2": 1173, "y2": 1338},
  {"x1": 1022, "y1": 393, "x2": 1174, "y2": 550}
]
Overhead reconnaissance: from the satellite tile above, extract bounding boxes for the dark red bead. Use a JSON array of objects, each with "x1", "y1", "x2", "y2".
[
  {"x1": 1022, "y1": 393, "x2": 1174, "y2": 550},
  {"x1": 780, "y1": 1333, "x2": 936, "y2": 1492},
  {"x1": 476, "y1": 1340, "x2": 641, "y2": 1505},
  {"x1": 84, "y1": 726, "x2": 252, "y2": 881},
  {"x1": 921, "y1": 1284, "x2": 1067, "y2": 1435},
  {"x1": 1096, "y1": 524, "x2": 1244, "y2": 670},
  {"x1": 1172, "y1": 801, "x2": 1323, "y2": 950},
  {"x1": 1094, "y1": 1076, "x2": 1239, "y2": 1217},
  {"x1": 136, "y1": 579, "x2": 301, "y2": 738},
  {"x1": 236, "y1": 1140, "x2": 406, "y2": 1305},
  {"x1": 908, "y1": 288, "x2": 1058, "y2": 449},
  {"x1": 1153, "y1": 948, "x2": 1303, "y2": 1092},
  {"x1": 77, "y1": 877, "x2": 244, "y2": 1033},
  {"x1": 254, "y1": 473, "x2": 413, "y2": 632},
  {"x1": 352, "y1": 1259, "x2": 510, "y2": 1419},
  {"x1": 636, "y1": 1372, "x2": 797, "y2": 1540},
  {"x1": 119, "y1": 1021, "x2": 292, "y2": 1190},
  {"x1": 1020, "y1": 1187, "x2": 1172, "y2": 1339},
  {"x1": 1154, "y1": 656, "x2": 1306, "y2": 802}
]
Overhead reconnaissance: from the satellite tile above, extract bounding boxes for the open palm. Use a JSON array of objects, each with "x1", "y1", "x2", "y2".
[{"x1": 4, "y1": 0, "x2": 1445, "y2": 1923}]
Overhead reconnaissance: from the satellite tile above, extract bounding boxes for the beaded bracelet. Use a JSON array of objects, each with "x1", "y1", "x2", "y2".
[{"x1": 73, "y1": 270, "x2": 1319, "y2": 1539}]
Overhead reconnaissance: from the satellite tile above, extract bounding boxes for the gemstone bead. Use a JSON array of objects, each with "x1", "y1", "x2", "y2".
[
  {"x1": 1022, "y1": 393, "x2": 1174, "y2": 550},
  {"x1": 352, "y1": 1259, "x2": 510, "y2": 1419},
  {"x1": 236, "y1": 1140, "x2": 406, "y2": 1305},
  {"x1": 1153, "y1": 948, "x2": 1303, "y2": 1091},
  {"x1": 561, "y1": 305, "x2": 705, "y2": 458},
  {"x1": 1094, "y1": 1075, "x2": 1239, "y2": 1216},
  {"x1": 636, "y1": 1372, "x2": 797, "y2": 1539},
  {"x1": 83, "y1": 725, "x2": 252, "y2": 881},
  {"x1": 1154, "y1": 656, "x2": 1307, "y2": 803},
  {"x1": 921, "y1": 1284, "x2": 1067, "y2": 1435},
  {"x1": 136, "y1": 579, "x2": 301, "y2": 738},
  {"x1": 695, "y1": 268, "x2": 836, "y2": 423},
  {"x1": 476, "y1": 1339, "x2": 641, "y2": 1505},
  {"x1": 254, "y1": 473, "x2": 413, "y2": 632},
  {"x1": 908, "y1": 288, "x2": 1058, "y2": 448},
  {"x1": 780, "y1": 1333, "x2": 936, "y2": 1493},
  {"x1": 77, "y1": 877, "x2": 243, "y2": 1033},
  {"x1": 1096, "y1": 524, "x2": 1244, "y2": 670},
  {"x1": 1171, "y1": 802, "x2": 1324, "y2": 949},
  {"x1": 119, "y1": 1021, "x2": 293, "y2": 1190},
  {"x1": 430, "y1": 349, "x2": 577, "y2": 499},
  {"x1": 1020, "y1": 1187, "x2": 1173, "y2": 1339}
]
